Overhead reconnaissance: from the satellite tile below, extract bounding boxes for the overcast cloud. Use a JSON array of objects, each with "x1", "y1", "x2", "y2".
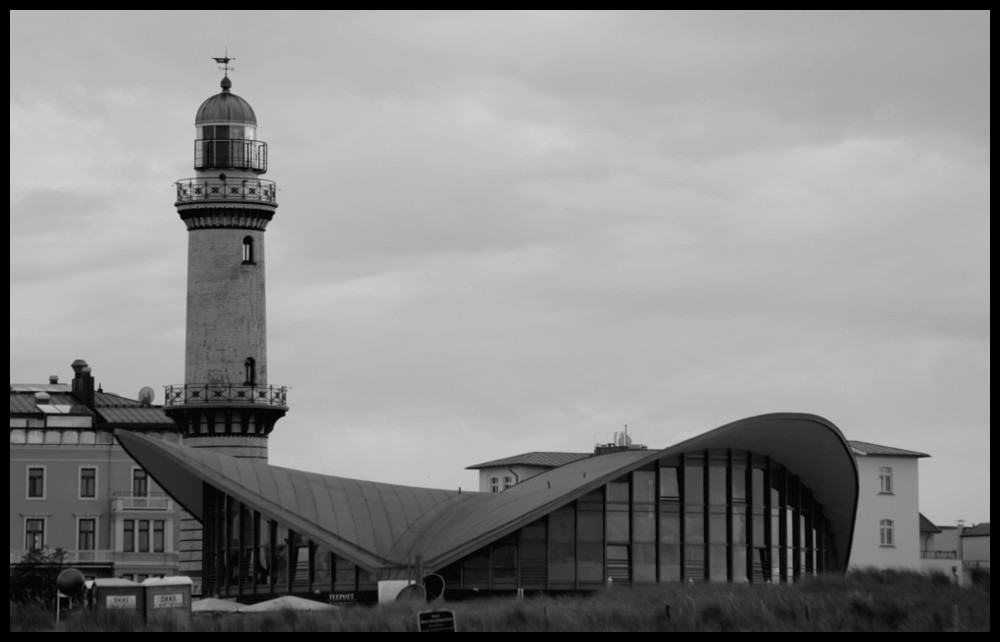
[{"x1": 10, "y1": 10, "x2": 990, "y2": 526}]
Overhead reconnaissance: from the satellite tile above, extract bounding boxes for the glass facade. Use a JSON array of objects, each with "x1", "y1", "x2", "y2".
[
  {"x1": 444, "y1": 449, "x2": 837, "y2": 590},
  {"x1": 202, "y1": 449, "x2": 838, "y2": 599},
  {"x1": 203, "y1": 486, "x2": 377, "y2": 601}
]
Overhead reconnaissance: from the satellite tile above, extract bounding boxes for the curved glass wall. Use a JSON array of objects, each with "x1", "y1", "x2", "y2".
[{"x1": 441, "y1": 449, "x2": 837, "y2": 590}]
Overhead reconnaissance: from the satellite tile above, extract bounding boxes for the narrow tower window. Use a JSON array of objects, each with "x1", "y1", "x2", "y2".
[
  {"x1": 242, "y1": 236, "x2": 254, "y2": 264},
  {"x1": 245, "y1": 358, "x2": 257, "y2": 386}
]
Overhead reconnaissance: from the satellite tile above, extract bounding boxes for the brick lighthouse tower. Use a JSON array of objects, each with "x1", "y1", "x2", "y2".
[
  {"x1": 164, "y1": 58, "x2": 288, "y2": 460},
  {"x1": 164, "y1": 59, "x2": 288, "y2": 592}
]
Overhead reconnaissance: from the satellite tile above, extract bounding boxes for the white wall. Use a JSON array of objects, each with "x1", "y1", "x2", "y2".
[{"x1": 850, "y1": 456, "x2": 922, "y2": 570}]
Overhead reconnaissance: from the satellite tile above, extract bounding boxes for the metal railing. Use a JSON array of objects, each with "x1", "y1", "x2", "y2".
[
  {"x1": 164, "y1": 383, "x2": 288, "y2": 407},
  {"x1": 194, "y1": 139, "x2": 268, "y2": 172},
  {"x1": 10, "y1": 549, "x2": 181, "y2": 565},
  {"x1": 175, "y1": 177, "x2": 277, "y2": 204},
  {"x1": 921, "y1": 550, "x2": 959, "y2": 560},
  {"x1": 112, "y1": 493, "x2": 173, "y2": 512}
]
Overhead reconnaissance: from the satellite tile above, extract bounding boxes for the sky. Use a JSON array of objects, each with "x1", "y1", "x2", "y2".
[{"x1": 10, "y1": 11, "x2": 990, "y2": 527}]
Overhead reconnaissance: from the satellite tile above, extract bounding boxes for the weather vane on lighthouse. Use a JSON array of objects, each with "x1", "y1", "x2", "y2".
[{"x1": 212, "y1": 50, "x2": 235, "y2": 77}]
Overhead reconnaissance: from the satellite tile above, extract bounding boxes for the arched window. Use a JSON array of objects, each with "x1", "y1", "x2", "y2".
[
  {"x1": 242, "y1": 236, "x2": 254, "y2": 264},
  {"x1": 489, "y1": 476, "x2": 500, "y2": 494},
  {"x1": 880, "y1": 519, "x2": 894, "y2": 547},
  {"x1": 878, "y1": 467, "x2": 893, "y2": 494},
  {"x1": 244, "y1": 357, "x2": 256, "y2": 386}
]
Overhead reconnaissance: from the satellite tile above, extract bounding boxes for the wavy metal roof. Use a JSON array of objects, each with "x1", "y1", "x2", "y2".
[
  {"x1": 466, "y1": 451, "x2": 591, "y2": 470},
  {"x1": 118, "y1": 412, "x2": 859, "y2": 576},
  {"x1": 849, "y1": 440, "x2": 930, "y2": 458}
]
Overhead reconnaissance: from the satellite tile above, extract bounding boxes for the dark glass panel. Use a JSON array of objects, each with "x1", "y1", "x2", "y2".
[
  {"x1": 577, "y1": 543, "x2": 604, "y2": 583},
  {"x1": 549, "y1": 506, "x2": 575, "y2": 542},
  {"x1": 633, "y1": 469, "x2": 655, "y2": 503},
  {"x1": 685, "y1": 511, "x2": 704, "y2": 544},
  {"x1": 634, "y1": 509, "x2": 655, "y2": 543},
  {"x1": 708, "y1": 464, "x2": 726, "y2": 505},
  {"x1": 607, "y1": 477, "x2": 630, "y2": 503},
  {"x1": 685, "y1": 460, "x2": 704, "y2": 505},
  {"x1": 660, "y1": 507, "x2": 680, "y2": 544},
  {"x1": 659, "y1": 467, "x2": 680, "y2": 500},
  {"x1": 708, "y1": 512, "x2": 727, "y2": 544},
  {"x1": 709, "y1": 545, "x2": 728, "y2": 582},
  {"x1": 633, "y1": 543, "x2": 656, "y2": 583},
  {"x1": 607, "y1": 508, "x2": 630, "y2": 542},
  {"x1": 314, "y1": 549, "x2": 333, "y2": 592},
  {"x1": 732, "y1": 545, "x2": 748, "y2": 584},
  {"x1": 577, "y1": 510, "x2": 603, "y2": 543},
  {"x1": 659, "y1": 544, "x2": 681, "y2": 582}
]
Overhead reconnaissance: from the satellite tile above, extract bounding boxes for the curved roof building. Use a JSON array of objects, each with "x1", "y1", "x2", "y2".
[{"x1": 118, "y1": 412, "x2": 858, "y2": 603}]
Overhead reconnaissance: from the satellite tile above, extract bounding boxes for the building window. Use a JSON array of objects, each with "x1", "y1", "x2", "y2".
[
  {"x1": 124, "y1": 520, "x2": 135, "y2": 553},
  {"x1": 880, "y1": 519, "x2": 894, "y2": 547},
  {"x1": 242, "y1": 236, "x2": 254, "y2": 264},
  {"x1": 503, "y1": 475, "x2": 514, "y2": 490},
  {"x1": 138, "y1": 520, "x2": 150, "y2": 553},
  {"x1": 26, "y1": 518, "x2": 45, "y2": 551},
  {"x1": 27, "y1": 466, "x2": 45, "y2": 499},
  {"x1": 153, "y1": 520, "x2": 165, "y2": 553},
  {"x1": 80, "y1": 467, "x2": 97, "y2": 499},
  {"x1": 878, "y1": 467, "x2": 893, "y2": 494},
  {"x1": 244, "y1": 357, "x2": 257, "y2": 386},
  {"x1": 133, "y1": 468, "x2": 148, "y2": 497},
  {"x1": 78, "y1": 518, "x2": 97, "y2": 551},
  {"x1": 490, "y1": 476, "x2": 500, "y2": 494}
]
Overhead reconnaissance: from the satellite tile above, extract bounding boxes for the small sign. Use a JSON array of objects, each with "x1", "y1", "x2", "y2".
[
  {"x1": 418, "y1": 609, "x2": 456, "y2": 632},
  {"x1": 152, "y1": 593, "x2": 184, "y2": 609},
  {"x1": 106, "y1": 594, "x2": 136, "y2": 610}
]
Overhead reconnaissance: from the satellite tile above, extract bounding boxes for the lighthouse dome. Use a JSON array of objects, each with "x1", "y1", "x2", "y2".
[{"x1": 195, "y1": 76, "x2": 257, "y2": 126}]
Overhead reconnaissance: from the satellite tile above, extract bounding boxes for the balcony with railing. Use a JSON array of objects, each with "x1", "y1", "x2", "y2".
[
  {"x1": 164, "y1": 384, "x2": 288, "y2": 408},
  {"x1": 921, "y1": 550, "x2": 959, "y2": 560},
  {"x1": 10, "y1": 549, "x2": 181, "y2": 567},
  {"x1": 175, "y1": 177, "x2": 277, "y2": 205},
  {"x1": 194, "y1": 138, "x2": 268, "y2": 172},
  {"x1": 112, "y1": 493, "x2": 174, "y2": 513}
]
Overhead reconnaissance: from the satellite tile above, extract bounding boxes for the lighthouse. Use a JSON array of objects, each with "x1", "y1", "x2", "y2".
[
  {"x1": 163, "y1": 59, "x2": 288, "y2": 594},
  {"x1": 164, "y1": 58, "x2": 288, "y2": 461}
]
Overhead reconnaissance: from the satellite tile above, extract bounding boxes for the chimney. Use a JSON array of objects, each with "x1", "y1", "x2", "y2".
[
  {"x1": 49, "y1": 375, "x2": 59, "y2": 384},
  {"x1": 71, "y1": 359, "x2": 95, "y2": 408}
]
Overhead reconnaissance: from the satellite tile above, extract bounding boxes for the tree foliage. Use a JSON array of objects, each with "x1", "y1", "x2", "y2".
[{"x1": 9, "y1": 547, "x2": 67, "y2": 607}]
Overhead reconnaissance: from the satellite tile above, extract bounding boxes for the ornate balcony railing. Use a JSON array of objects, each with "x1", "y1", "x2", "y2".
[
  {"x1": 164, "y1": 384, "x2": 288, "y2": 407},
  {"x1": 112, "y1": 493, "x2": 174, "y2": 512},
  {"x1": 921, "y1": 550, "x2": 958, "y2": 560},
  {"x1": 175, "y1": 177, "x2": 277, "y2": 204}
]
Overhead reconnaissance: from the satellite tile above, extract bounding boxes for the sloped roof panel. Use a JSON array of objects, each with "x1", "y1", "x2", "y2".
[
  {"x1": 849, "y1": 440, "x2": 930, "y2": 458},
  {"x1": 466, "y1": 452, "x2": 591, "y2": 470}
]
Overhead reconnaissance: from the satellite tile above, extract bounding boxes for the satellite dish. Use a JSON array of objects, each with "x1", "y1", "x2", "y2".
[{"x1": 138, "y1": 386, "x2": 155, "y2": 405}]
